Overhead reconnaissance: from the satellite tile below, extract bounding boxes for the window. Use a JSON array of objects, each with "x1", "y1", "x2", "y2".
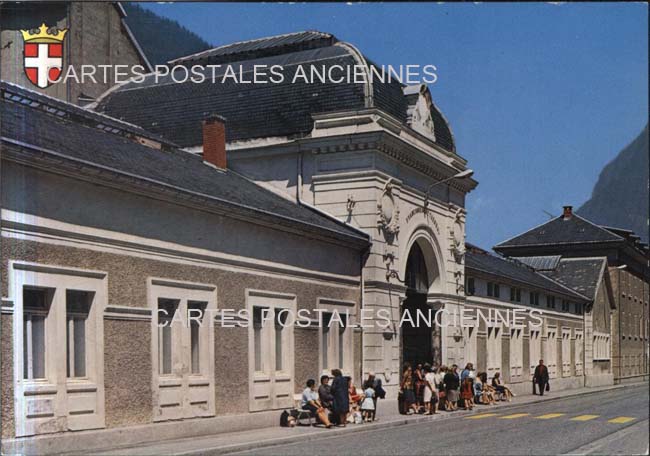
[
  {"x1": 22, "y1": 287, "x2": 52, "y2": 380},
  {"x1": 544, "y1": 327, "x2": 558, "y2": 377},
  {"x1": 13, "y1": 263, "x2": 107, "y2": 437},
  {"x1": 530, "y1": 292, "x2": 540, "y2": 306},
  {"x1": 593, "y1": 332, "x2": 611, "y2": 360},
  {"x1": 465, "y1": 277, "x2": 475, "y2": 296},
  {"x1": 546, "y1": 295, "x2": 556, "y2": 309},
  {"x1": 157, "y1": 298, "x2": 178, "y2": 375},
  {"x1": 188, "y1": 301, "x2": 206, "y2": 375},
  {"x1": 574, "y1": 331, "x2": 584, "y2": 376},
  {"x1": 561, "y1": 300, "x2": 570, "y2": 312},
  {"x1": 150, "y1": 279, "x2": 217, "y2": 422},
  {"x1": 574, "y1": 302, "x2": 582, "y2": 315},
  {"x1": 338, "y1": 313, "x2": 347, "y2": 369},
  {"x1": 253, "y1": 306, "x2": 266, "y2": 373},
  {"x1": 321, "y1": 312, "x2": 332, "y2": 370},
  {"x1": 529, "y1": 329, "x2": 541, "y2": 375},
  {"x1": 66, "y1": 290, "x2": 93, "y2": 378},
  {"x1": 247, "y1": 290, "x2": 296, "y2": 412},
  {"x1": 510, "y1": 287, "x2": 521, "y2": 302},
  {"x1": 275, "y1": 309, "x2": 287, "y2": 371},
  {"x1": 510, "y1": 328, "x2": 523, "y2": 379},
  {"x1": 487, "y1": 282, "x2": 500, "y2": 298},
  {"x1": 561, "y1": 329, "x2": 571, "y2": 376},
  {"x1": 486, "y1": 326, "x2": 502, "y2": 376}
]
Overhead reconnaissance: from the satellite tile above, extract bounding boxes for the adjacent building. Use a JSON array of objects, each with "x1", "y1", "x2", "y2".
[
  {"x1": 465, "y1": 244, "x2": 615, "y2": 394},
  {"x1": 0, "y1": 81, "x2": 368, "y2": 452},
  {"x1": 494, "y1": 206, "x2": 650, "y2": 383}
]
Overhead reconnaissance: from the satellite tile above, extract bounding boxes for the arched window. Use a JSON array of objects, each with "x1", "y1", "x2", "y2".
[{"x1": 405, "y1": 242, "x2": 429, "y2": 293}]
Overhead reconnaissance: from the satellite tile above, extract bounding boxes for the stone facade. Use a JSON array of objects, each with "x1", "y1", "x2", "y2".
[
  {"x1": 228, "y1": 107, "x2": 477, "y2": 393},
  {"x1": 610, "y1": 266, "x2": 649, "y2": 381},
  {"x1": 1, "y1": 125, "x2": 365, "y2": 447}
]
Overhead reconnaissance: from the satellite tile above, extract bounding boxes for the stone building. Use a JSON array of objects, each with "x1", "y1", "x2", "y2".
[
  {"x1": 95, "y1": 30, "x2": 478, "y2": 394},
  {"x1": 495, "y1": 206, "x2": 650, "y2": 383},
  {"x1": 0, "y1": 81, "x2": 369, "y2": 452},
  {"x1": 1, "y1": 27, "x2": 646, "y2": 454},
  {"x1": 464, "y1": 245, "x2": 614, "y2": 395},
  {"x1": 0, "y1": 2, "x2": 151, "y2": 104}
]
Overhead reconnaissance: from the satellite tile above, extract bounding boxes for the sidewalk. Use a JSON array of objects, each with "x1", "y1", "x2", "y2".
[{"x1": 81, "y1": 381, "x2": 646, "y2": 456}]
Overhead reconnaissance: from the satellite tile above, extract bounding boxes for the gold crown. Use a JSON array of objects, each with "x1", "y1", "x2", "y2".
[{"x1": 21, "y1": 23, "x2": 67, "y2": 43}]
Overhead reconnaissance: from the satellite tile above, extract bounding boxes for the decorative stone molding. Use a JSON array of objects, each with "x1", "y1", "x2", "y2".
[{"x1": 377, "y1": 179, "x2": 400, "y2": 239}]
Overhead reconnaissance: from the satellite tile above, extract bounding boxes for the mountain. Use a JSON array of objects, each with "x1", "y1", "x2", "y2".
[
  {"x1": 122, "y1": 3, "x2": 211, "y2": 66},
  {"x1": 578, "y1": 125, "x2": 649, "y2": 243}
]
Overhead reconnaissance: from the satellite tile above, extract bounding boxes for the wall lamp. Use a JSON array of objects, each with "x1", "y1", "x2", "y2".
[{"x1": 424, "y1": 169, "x2": 474, "y2": 209}]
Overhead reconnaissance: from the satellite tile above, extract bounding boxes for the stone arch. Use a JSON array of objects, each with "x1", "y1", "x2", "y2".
[{"x1": 400, "y1": 225, "x2": 446, "y2": 295}]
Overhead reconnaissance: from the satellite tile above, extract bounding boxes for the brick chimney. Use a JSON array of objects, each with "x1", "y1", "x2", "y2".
[
  {"x1": 202, "y1": 114, "x2": 227, "y2": 169},
  {"x1": 562, "y1": 205, "x2": 573, "y2": 220}
]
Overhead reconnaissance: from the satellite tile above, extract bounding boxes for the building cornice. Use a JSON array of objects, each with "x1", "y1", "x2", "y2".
[{"x1": 1, "y1": 139, "x2": 370, "y2": 250}]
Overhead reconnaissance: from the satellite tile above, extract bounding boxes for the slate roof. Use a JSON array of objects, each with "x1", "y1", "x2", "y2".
[
  {"x1": 465, "y1": 248, "x2": 588, "y2": 301},
  {"x1": 0, "y1": 81, "x2": 370, "y2": 246},
  {"x1": 169, "y1": 30, "x2": 336, "y2": 65},
  {"x1": 495, "y1": 214, "x2": 624, "y2": 249},
  {"x1": 512, "y1": 255, "x2": 561, "y2": 271},
  {"x1": 541, "y1": 258, "x2": 607, "y2": 301},
  {"x1": 94, "y1": 31, "x2": 456, "y2": 152}
]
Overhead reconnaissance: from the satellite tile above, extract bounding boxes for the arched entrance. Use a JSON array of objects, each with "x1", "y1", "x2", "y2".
[{"x1": 401, "y1": 240, "x2": 437, "y2": 367}]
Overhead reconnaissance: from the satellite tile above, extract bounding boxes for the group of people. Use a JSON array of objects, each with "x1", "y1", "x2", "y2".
[
  {"x1": 300, "y1": 369, "x2": 386, "y2": 428},
  {"x1": 400, "y1": 362, "x2": 515, "y2": 414},
  {"x1": 297, "y1": 359, "x2": 552, "y2": 428}
]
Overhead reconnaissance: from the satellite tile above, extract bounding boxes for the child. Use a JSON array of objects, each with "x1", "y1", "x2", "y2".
[{"x1": 360, "y1": 382, "x2": 375, "y2": 423}]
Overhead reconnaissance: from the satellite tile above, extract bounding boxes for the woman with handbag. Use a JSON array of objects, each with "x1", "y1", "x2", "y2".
[
  {"x1": 330, "y1": 369, "x2": 349, "y2": 426},
  {"x1": 434, "y1": 365, "x2": 447, "y2": 411},
  {"x1": 400, "y1": 363, "x2": 419, "y2": 415}
]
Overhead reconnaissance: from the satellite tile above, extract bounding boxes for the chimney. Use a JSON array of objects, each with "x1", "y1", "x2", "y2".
[
  {"x1": 562, "y1": 205, "x2": 573, "y2": 220},
  {"x1": 202, "y1": 114, "x2": 227, "y2": 169}
]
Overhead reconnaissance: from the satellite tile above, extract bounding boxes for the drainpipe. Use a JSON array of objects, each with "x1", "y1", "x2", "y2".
[
  {"x1": 582, "y1": 303, "x2": 586, "y2": 387},
  {"x1": 296, "y1": 151, "x2": 303, "y2": 203}
]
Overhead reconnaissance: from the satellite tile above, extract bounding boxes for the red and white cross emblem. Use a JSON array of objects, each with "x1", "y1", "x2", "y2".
[{"x1": 24, "y1": 42, "x2": 63, "y2": 89}]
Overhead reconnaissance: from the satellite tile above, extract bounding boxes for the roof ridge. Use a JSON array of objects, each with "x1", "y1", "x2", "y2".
[
  {"x1": 569, "y1": 212, "x2": 626, "y2": 241},
  {"x1": 1, "y1": 81, "x2": 178, "y2": 148},
  {"x1": 169, "y1": 30, "x2": 334, "y2": 64},
  {"x1": 466, "y1": 249, "x2": 590, "y2": 301}
]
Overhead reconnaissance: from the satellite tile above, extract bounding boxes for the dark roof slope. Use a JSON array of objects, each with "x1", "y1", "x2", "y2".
[
  {"x1": 0, "y1": 81, "x2": 369, "y2": 246},
  {"x1": 465, "y1": 249, "x2": 588, "y2": 301},
  {"x1": 170, "y1": 30, "x2": 335, "y2": 65},
  {"x1": 513, "y1": 255, "x2": 561, "y2": 271},
  {"x1": 495, "y1": 214, "x2": 624, "y2": 249},
  {"x1": 541, "y1": 258, "x2": 606, "y2": 301},
  {"x1": 95, "y1": 31, "x2": 455, "y2": 152}
]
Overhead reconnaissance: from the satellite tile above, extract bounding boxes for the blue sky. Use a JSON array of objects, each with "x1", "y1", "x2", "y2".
[{"x1": 142, "y1": 2, "x2": 648, "y2": 249}]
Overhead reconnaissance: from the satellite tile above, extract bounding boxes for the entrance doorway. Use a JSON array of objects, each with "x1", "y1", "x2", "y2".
[{"x1": 401, "y1": 242, "x2": 434, "y2": 367}]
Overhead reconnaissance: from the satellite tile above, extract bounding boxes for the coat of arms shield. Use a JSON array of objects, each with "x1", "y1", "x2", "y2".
[{"x1": 21, "y1": 23, "x2": 68, "y2": 89}]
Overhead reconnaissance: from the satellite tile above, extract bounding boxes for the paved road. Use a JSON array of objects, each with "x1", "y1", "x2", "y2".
[{"x1": 234, "y1": 384, "x2": 649, "y2": 455}]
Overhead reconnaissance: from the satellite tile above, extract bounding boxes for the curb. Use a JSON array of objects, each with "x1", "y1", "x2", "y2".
[{"x1": 174, "y1": 381, "x2": 648, "y2": 455}]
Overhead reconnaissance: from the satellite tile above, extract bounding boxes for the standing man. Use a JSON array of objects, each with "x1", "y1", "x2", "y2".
[{"x1": 533, "y1": 359, "x2": 549, "y2": 396}]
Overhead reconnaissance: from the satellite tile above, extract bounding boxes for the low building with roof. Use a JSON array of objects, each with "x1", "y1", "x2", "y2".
[
  {"x1": 0, "y1": 81, "x2": 370, "y2": 452},
  {"x1": 495, "y1": 206, "x2": 649, "y2": 383},
  {"x1": 463, "y1": 244, "x2": 613, "y2": 395}
]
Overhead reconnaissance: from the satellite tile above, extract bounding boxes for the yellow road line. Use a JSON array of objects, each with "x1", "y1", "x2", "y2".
[
  {"x1": 500, "y1": 413, "x2": 530, "y2": 419},
  {"x1": 608, "y1": 416, "x2": 635, "y2": 424},
  {"x1": 570, "y1": 415, "x2": 600, "y2": 421},
  {"x1": 465, "y1": 413, "x2": 499, "y2": 419},
  {"x1": 536, "y1": 413, "x2": 566, "y2": 419}
]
